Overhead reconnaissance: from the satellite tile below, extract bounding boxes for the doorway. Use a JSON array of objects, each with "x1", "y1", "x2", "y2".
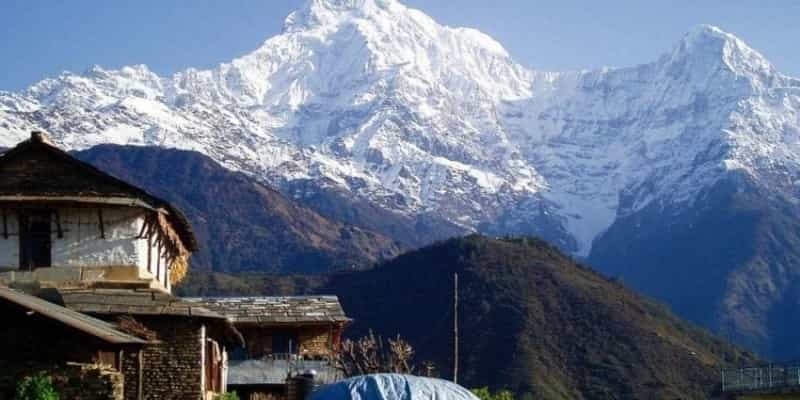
[{"x1": 19, "y1": 211, "x2": 52, "y2": 270}]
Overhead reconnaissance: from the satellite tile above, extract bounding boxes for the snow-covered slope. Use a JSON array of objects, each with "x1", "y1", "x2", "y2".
[{"x1": 2, "y1": 0, "x2": 800, "y2": 256}]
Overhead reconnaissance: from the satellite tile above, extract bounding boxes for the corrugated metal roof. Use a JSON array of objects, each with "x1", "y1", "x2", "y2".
[
  {"x1": 228, "y1": 359, "x2": 342, "y2": 385},
  {"x1": 0, "y1": 286, "x2": 147, "y2": 344},
  {"x1": 229, "y1": 359, "x2": 291, "y2": 385},
  {"x1": 185, "y1": 296, "x2": 351, "y2": 325}
]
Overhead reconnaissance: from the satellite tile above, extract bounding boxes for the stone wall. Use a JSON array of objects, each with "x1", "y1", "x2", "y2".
[
  {"x1": 56, "y1": 364, "x2": 125, "y2": 400},
  {"x1": 298, "y1": 326, "x2": 333, "y2": 359},
  {"x1": 121, "y1": 317, "x2": 204, "y2": 400},
  {"x1": 232, "y1": 386, "x2": 286, "y2": 400},
  {"x1": 121, "y1": 350, "x2": 142, "y2": 400},
  {"x1": 238, "y1": 325, "x2": 336, "y2": 360},
  {"x1": 0, "y1": 362, "x2": 123, "y2": 400}
]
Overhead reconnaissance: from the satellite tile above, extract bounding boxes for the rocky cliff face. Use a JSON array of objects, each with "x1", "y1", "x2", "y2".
[{"x1": 2, "y1": 0, "x2": 800, "y2": 357}]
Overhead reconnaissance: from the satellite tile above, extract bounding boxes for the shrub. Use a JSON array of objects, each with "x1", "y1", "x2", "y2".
[
  {"x1": 214, "y1": 392, "x2": 240, "y2": 400},
  {"x1": 14, "y1": 373, "x2": 59, "y2": 400},
  {"x1": 472, "y1": 387, "x2": 514, "y2": 400}
]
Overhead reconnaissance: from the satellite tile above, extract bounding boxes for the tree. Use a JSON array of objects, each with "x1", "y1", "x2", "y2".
[
  {"x1": 471, "y1": 387, "x2": 514, "y2": 400},
  {"x1": 15, "y1": 373, "x2": 59, "y2": 400}
]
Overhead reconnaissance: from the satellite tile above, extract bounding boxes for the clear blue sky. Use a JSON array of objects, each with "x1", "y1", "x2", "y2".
[{"x1": 2, "y1": 1, "x2": 799, "y2": 91}]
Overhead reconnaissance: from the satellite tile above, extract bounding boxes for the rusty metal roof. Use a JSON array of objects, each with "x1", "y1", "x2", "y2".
[
  {"x1": 185, "y1": 296, "x2": 351, "y2": 325},
  {"x1": 0, "y1": 286, "x2": 147, "y2": 344}
]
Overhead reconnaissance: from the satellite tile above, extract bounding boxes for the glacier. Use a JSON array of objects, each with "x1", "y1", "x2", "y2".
[{"x1": 2, "y1": 0, "x2": 800, "y2": 256}]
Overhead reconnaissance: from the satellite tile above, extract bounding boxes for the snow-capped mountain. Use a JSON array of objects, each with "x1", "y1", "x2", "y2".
[
  {"x1": 5, "y1": 0, "x2": 800, "y2": 358},
  {"x1": 2, "y1": 0, "x2": 800, "y2": 260}
]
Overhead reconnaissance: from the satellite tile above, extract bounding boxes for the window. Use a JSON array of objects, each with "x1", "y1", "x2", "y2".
[
  {"x1": 271, "y1": 329, "x2": 299, "y2": 355},
  {"x1": 19, "y1": 211, "x2": 52, "y2": 270}
]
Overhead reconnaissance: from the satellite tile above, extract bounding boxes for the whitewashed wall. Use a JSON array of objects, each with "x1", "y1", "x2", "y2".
[
  {"x1": 0, "y1": 206, "x2": 172, "y2": 289},
  {"x1": 54, "y1": 207, "x2": 141, "y2": 268}
]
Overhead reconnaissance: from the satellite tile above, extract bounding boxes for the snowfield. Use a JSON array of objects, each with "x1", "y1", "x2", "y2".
[{"x1": 2, "y1": 0, "x2": 800, "y2": 255}]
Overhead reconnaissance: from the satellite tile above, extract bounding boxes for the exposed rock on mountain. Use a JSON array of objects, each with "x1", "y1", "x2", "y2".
[
  {"x1": 2, "y1": 0, "x2": 800, "y2": 357},
  {"x1": 76, "y1": 144, "x2": 401, "y2": 273}
]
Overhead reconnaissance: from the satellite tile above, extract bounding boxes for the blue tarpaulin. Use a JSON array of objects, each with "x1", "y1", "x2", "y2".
[{"x1": 311, "y1": 374, "x2": 480, "y2": 400}]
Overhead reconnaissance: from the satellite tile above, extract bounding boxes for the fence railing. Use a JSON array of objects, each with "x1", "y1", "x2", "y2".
[{"x1": 722, "y1": 364, "x2": 800, "y2": 392}]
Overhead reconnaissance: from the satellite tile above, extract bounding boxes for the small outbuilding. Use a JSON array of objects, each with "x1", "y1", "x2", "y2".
[
  {"x1": 0, "y1": 286, "x2": 146, "y2": 399},
  {"x1": 189, "y1": 296, "x2": 351, "y2": 400}
]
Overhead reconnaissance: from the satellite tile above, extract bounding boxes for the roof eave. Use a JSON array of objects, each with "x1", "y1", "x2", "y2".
[{"x1": 0, "y1": 287, "x2": 148, "y2": 345}]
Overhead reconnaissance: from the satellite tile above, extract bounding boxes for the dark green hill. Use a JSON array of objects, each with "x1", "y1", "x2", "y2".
[{"x1": 316, "y1": 235, "x2": 755, "y2": 399}]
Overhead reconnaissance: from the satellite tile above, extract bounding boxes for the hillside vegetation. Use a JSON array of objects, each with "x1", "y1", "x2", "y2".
[{"x1": 178, "y1": 235, "x2": 756, "y2": 399}]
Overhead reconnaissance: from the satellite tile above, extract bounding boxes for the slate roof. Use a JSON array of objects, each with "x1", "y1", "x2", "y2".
[
  {"x1": 0, "y1": 286, "x2": 147, "y2": 344},
  {"x1": 185, "y1": 296, "x2": 351, "y2": 325},
  {"x1": 48, "y1": 288, "x2": 227, "y2": 319},
  {"x1": 0, "y1": 132, "x2": 197, "y2": 251}
]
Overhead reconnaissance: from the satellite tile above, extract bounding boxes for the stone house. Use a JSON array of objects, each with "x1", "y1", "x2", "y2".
[
  {"x1": 0, "y1": 286, "x2": 144, "y2": 399},
  {"x1": 0, "y1": 132, "x2": 241, "y2": 400},
  {"x1": 188, "y1": 296, "x2": 351, "y2": 400}
]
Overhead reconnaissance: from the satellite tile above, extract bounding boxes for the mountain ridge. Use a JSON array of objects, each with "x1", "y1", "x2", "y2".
[
  {"x1": 2, "y1": 1, "x2": 800, "y2": 358},
  {"x1": 74, "y1": 144, "x2": 402, "y2": 273},
  {"x1": 177, "y1": 235, "x2": 758, "y2": 399},
  {"x1": 2, "y1": 14, "x2": 797, "y2": 256}
]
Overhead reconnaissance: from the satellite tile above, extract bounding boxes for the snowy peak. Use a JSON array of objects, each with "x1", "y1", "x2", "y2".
[
  {"x1": 663, "y1": 25, "x2": 777, "y2": 88},
  {"x1": 283, "y1": 0, "x2": 512, "y2": 60},
  {"x1": 184, "y1": 0, "x2": 527, "y2": 111},
  {"x1": 681, "y1": 24, "x2": 742, "y2": 47},
  {"x1": 0, "y1": 2, "x2": 798, "y2": 259},
  {"x1": 25, "y1": 63, "x2": 163, "y2": 108},
  {"x1": 283, "y1": 0, "x2": 400, "y2": 32}
]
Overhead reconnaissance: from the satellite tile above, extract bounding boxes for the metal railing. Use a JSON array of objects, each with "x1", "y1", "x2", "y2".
[{"x1": 722, "y1": 363, "x2": 800, "y2": 392}]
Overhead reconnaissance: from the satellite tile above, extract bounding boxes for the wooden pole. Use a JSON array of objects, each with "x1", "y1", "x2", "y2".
[
  {"x1": 454, "y1": 272, "x2": 459, "y2": 384},
  {"x1": 54, "y1": 211, "x2": 63, "y2": 239},
  {"x1": 97, "y1": 209, "x2": 105, "y2": 239},
  {"x1": 156, "y1": 242, "x2": 161, "y2": 279},
  {"x1": 138, "y1": 350, "x2": 144, "y2": 400},
  {"x1": 146, "y1": 234, "x2": 152, "y2": 273}
]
